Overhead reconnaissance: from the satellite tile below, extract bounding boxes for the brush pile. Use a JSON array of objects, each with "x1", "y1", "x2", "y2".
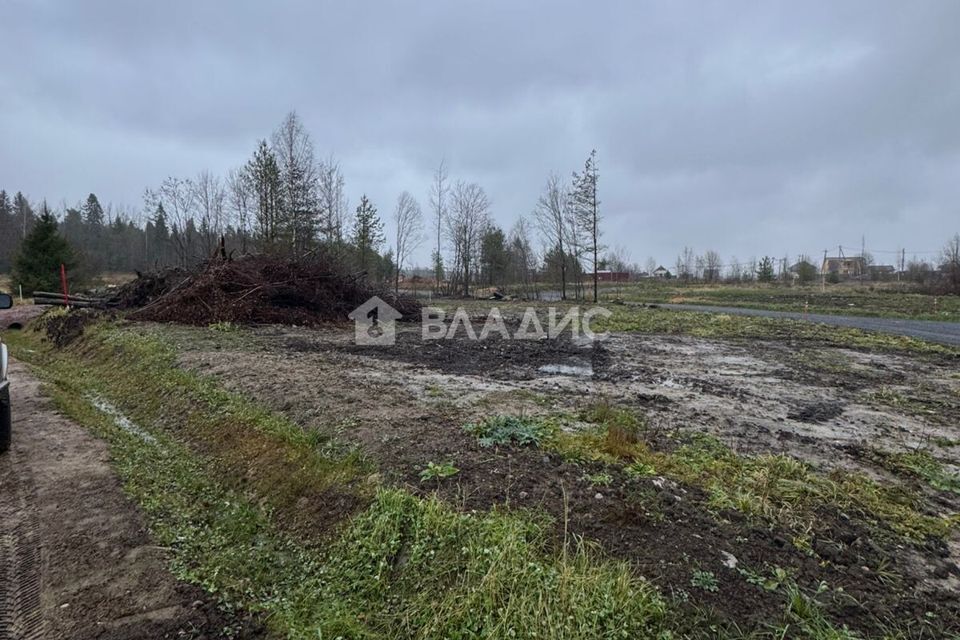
[
  {"x1": 110, "y1": 267, "x2": 192, "y2": 309},
  {"x1": 123, "y1": 254, "x2": 420, "y2": 326}
]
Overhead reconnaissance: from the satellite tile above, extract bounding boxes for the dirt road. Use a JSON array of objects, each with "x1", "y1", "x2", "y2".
[
  {"x1": 655, "y1": 302, "x2": 960, "y2": 345},
  {"x1": 0, "y1": 360, "x2": 261, "y2": 640}
]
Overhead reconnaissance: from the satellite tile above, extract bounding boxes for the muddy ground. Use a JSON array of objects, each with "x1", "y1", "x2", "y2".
[
  {"x1": 168, "y1": 318, "x2": 960, "y2": 636},
  {"x1": 0, "y1": 361, "x2": 264, "y2": 640}
]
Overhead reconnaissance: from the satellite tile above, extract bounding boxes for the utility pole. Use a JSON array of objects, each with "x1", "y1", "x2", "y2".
[
  {"x1": 860, "y1": 235, "x2": 867, "y2": 286},
  {"x1": 822, "y1": 249, "x2": 828, "y2": 292}
]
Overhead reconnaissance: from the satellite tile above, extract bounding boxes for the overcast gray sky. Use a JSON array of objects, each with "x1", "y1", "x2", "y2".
[{"x1": 2, "y1": 0, "x2": 958, "y2": 268}]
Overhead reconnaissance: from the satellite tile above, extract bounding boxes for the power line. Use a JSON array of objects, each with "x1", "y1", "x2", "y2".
[{"x1": 838, "y1": 245, "x2": 940, "y2": 255}]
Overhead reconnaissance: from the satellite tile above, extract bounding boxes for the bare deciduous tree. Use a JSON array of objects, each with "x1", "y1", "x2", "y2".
[
  {"x1": 534, "y1": 172, "x2": 570, "y2": 299},
  {"x1": 604, "y1": 245, "x2": 631, "y2": 272},
  {"x1": 147, "y1": 176, "x2": 196, "y2": 265},
  {"x1": 227, "y1": 167, "x2": 252, "y2": 253},
  {"x1": 508, "y1": 216, "x2": 536, "y2": 296},
  {"x1": 570, "y1": 150, "x2": 601, "y2": 302},
  {"x1": 675, "y1": 246, "x2": 695, "y2": 283},
  {"x1": 393, "y1": 191, "x2": 424, "y2": 294},
  {"x1": 318, "y1": 156, "x2": 348, "y2": 245},
  {"x1": 941, "y1": 233, "x2": 960, "y2": 292},
  {"x1": 446, "y1": 181, "x2": 490, "y2": 297},
  {"x1": 429, "y1": 160, "x2": 449, "y2": 291},
  {"x1": 645, "y1": 257, "x2": 657, "y2": 276},
  {"x1": 704, "y1": 250, "x2": 722, "y2": 283},
  {"x1": 193, "y1": 170, "x2": 226, "y2": 256}
]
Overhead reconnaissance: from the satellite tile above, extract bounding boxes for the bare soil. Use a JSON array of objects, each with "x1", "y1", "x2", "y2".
[
  {"x1": 0, "y1": 361, "x2": 264, "y2": 640},
  {"x1": 172, "y1": 321, "x2": 960, "y2": 636}
]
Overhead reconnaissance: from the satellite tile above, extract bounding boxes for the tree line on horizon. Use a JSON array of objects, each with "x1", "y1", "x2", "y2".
[
  {"x1": 2, "y1": 110, "x2": 958, "y2": 296},
  {"x1": 0, "y1": 111, "x2": 609, "y2": 300}
]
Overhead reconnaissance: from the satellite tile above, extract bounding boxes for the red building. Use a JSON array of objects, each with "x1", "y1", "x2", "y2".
[{"x1": 593, "y1": 270, "x2": 630, "y2": 283}]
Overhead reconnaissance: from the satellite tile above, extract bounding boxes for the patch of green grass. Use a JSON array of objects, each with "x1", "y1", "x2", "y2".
[
  {"x1": 317, "y1": 490, "x2": 670, "y2": 639},
  {"x1": 464, "y1": 414, "x2": 558, "y2": 447},
  {"x1": 585, "y1": 471, "x2": 614, "y2": 486},
  {"x1": 597, "y1": 307, "x2": 960, "y2": 356},
  {"x1": 424, "y1": 384, "x2": 445, "y2": 398},
  {"x1": 869, "y1": 387, "x2": 955, "y2": 424},
  {"x1": 636, "y1": 435, "x2": 954, "y2": 542},
  {"x1": 458, "y1": 399, "x2": 956, "y2": 543},
  {"x1": 783, "y1": 583, "x2": 859, "y2": 640},
  {"x1": 608, "y1": 281, "x2": 960, "y2": 322},
  {"x1": 544, "y1": 403, "x2": 955, "y2": 543},
  {"x1": 879, "y1": 450, "x2": 960, "y2": 494},
  {"x1": 932, "y1": 436, "x2": 960, "y2": 448},
  {"x1": 625, "y1": 461, "x2": 657, "y2": 477},
  {"x1": 208, "y1": 320, "x2": 239, "y2": 332},
  {"x1": 789, "y1": 349, "x2": 869, "y2": 380}
]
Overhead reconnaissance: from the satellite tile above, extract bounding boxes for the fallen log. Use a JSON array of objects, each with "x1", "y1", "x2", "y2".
[
  {"x1": 33, "y1": 299, "x2": 102, "y2": 308},
  {"x1": 33, "y1": 291, "x2": 102, "y2": 304}
]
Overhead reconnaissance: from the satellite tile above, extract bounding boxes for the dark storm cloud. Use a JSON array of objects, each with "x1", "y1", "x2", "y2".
[{"x1": 2, "y1": 0, "x2": 958, "y2": 265}]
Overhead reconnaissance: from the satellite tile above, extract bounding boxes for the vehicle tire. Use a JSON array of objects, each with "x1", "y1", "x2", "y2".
[{"x1": 0, "y1": 385, "x2": 10, "y2": 454}]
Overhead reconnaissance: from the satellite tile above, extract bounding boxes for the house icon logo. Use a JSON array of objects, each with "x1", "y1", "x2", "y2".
[{"x1": 348, "y1": 296, "x2": 403, "y2": 346}]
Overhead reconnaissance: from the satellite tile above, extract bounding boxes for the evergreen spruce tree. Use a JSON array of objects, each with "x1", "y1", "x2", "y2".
[
  {"x1": 152, "y1": 203, "x2": 171, "y2": 265},
  {"x1": 246, "y1": 140, "x2": 282, "y2": 248},
  {"x1": 757, "y1": 256, "x2": 776, "y2": 283},
  {"x1": 81, "y1": 193, "x2": 105, "y2": 271},
  {"x1": 82, "y1": 193, "x2": 104, "y2": 226},
  {"x1": 12, "y1": 203, "x2": 79, "y2": 294},
  {"x1": 351, "y1": 195, "x2": 384, "y2": 273}
]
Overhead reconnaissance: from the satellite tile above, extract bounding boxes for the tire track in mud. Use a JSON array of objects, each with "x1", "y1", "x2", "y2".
[{"x1": 0, "y1": 446, "x2": 46, "y2": 640}]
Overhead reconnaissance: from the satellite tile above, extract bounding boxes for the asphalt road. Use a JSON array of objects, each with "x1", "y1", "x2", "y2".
[{"x1": 654, "y1": 303, "x2": 960, "y2": 347}]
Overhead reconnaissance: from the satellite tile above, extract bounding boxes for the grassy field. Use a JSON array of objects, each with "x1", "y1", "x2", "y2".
[
  {"x1": 583, "y1": 280, "x2": 960, "y2": 322},
  {"x1": 444, "y1": 298, "x2": 960, "y2": 356}
]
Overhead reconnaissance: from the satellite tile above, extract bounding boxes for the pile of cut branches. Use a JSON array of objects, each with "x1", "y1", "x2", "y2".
[{"x1": 126, "y1": 254, "x2": 420, "y2": 326}]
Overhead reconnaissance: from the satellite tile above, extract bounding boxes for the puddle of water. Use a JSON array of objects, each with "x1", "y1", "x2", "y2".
[
  {"x1": 86, "y1": 393, "x2": 157, "y2": 444},
  {"x1": 538, "y1": 363, "x2": 593, "y2": 377}
]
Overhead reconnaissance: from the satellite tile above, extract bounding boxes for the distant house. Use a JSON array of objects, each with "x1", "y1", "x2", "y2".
[
  {"x1": 593, "y1": 269, "x2": 630, "y2": 283},
  {"x1": 788, "y1": 260, "x2": 817, "y2": 275},
  {"x1": 822, "y1": 256, "x2": 865, "y2": 278},
  {"x1": 652, "y1": 265, "x2": 671, "y2": 279}
]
